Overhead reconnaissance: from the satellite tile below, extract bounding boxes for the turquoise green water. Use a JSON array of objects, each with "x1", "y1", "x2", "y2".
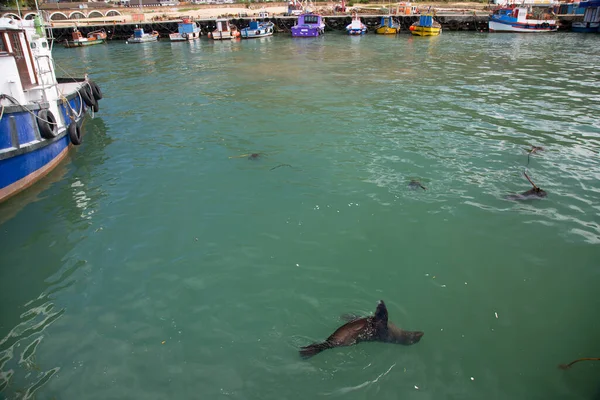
[{"x1": 1, "y1": 32, "x2": 600, "y2": 399}]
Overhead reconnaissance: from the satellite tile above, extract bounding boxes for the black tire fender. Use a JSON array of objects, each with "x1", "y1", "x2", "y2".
[
  {"x1": 79, "y1": 85, "x2": 96, "y2": 108},
  {"x1": 68, "y1": 121, "x2": 82, "y2": 145},
  {"x1": 38, "y1": 109, "x2": 58, "y2": 139},
  {"x1": 89, "y1": 80, "x2": 103, "y2": 100}
]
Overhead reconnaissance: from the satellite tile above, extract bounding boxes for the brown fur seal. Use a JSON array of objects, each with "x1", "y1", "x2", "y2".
[
  {"x1": 299, "y1": 300, "x2": 424, "y2": 359},
  {"x1": 506, "y1": 172, "x2": 547, "y2": 200}
]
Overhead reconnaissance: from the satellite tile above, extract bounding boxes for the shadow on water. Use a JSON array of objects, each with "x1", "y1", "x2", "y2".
[{"x1": 0, "y1": 116, "x2": 112, "y2": 398}]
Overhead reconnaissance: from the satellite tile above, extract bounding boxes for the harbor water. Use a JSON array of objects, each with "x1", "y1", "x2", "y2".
[{"x1": 1, "y1": 32, "x2": 599, "y2": 399}]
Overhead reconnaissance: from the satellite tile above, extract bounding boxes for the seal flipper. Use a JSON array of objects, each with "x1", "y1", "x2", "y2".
[
  {"x1": 374, "y1": 300, "x2": 388, "y2": 325},
  {"x1": 299, "y1": 341, "x2": 332, "y2": 359}
]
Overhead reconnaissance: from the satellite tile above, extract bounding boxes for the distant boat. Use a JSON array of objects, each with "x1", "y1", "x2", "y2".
[
  {"x1": 64, "y1": 28, "x2": 107, "y2": 48},
  {"x1": 375, "y1": 16, "x2": 400, "y2": 34},
  {"x1": 409, "y1": 14, "x2": 442, "y2": 36},
  {"x1": 208, "y1": 19, "x2": 241, "y2": 40},
  {"x1": 127, "y1": 27, "x2": 159, "y2": 43},
  {"x1": 291, "y1": 13, "x2": 325, "y2": 37},
  {"x1": 0, "y1": 17, "x2": 103, "y2": 203},
  {"x1": 571, "y1": 0, "x2": 600, "y2": 33},
  {"x1": 346, "y1": 12, "x2": 367, "y2": 35},
  {"x1": 241, "y1": 20, "x2": 274, "y2": 38},
  {"x1": 169, "y1": 18, "x2": 201, "y2": 41},
  {"x1": 489, "y1": 6, "x2": 557, "y2": 33}
]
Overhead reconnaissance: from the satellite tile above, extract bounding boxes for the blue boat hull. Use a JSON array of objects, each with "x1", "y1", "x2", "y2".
[{"x1": 0, "y1": 94, "x2": 86, "y2": 202}]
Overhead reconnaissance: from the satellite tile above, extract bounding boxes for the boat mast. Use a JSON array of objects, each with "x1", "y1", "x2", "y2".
[{"x1": 15, "y1": 0, "x2": 22, "y2": 19}]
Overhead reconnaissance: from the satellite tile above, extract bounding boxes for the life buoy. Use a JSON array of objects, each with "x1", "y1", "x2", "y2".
[
  {"x1": 182, "y1": 32, "x2": 188, "y2": 39},
  {"x1": 68, "y1": 121, "x2": 82, "y2": 145},
  {"x1": 79, "y1": 85, "x2": 96, "y2": 109},
  {"x1": 37, "y1": 109, "x2": 58, "y2": 139},
  {"x1": 256, "y1": 30, "x2": 261, "y2": 35},
  {"x1": 89, "y1": 80, "x2": 103, "y2": 100},
  {"x1": 541, "y1": 22, "x2": 549, "y2": 28}
]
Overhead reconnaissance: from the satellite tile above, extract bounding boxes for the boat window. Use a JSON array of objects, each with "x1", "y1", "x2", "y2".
[
  {"x1": 0, "y1": 34, "x2": 6, "y2": 53},
  {"x1": 42, "y1": 41, "x2": 47, "y2": 48},
  {"x1": 304, "y1": 15, "x2": 319, "y2": 24},
  {"x1": 31, "y1": 41, "x2": 37, "y2": 49}
]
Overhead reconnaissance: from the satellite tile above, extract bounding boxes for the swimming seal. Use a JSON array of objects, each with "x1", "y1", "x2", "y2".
[
  {"x1": 299, "y1": 300, "x2": 424, "y2": 359},
  {"x1": 506, "y1": 172, "x2": 547, "y2": 200}
]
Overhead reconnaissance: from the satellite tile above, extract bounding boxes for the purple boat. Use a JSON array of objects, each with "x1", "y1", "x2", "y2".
[{"x1": 291, "y1": 13, "x2": 325, "y2": 37}]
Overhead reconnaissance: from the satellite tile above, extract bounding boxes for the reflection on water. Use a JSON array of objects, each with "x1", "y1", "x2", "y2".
[{"x1": 0, "y1": 117, "x2": 112, "y2": 398}]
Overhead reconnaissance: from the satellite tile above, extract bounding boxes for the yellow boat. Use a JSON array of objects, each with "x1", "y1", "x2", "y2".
[
  {"x1": 375, "y1": 16, "x2": 400, "y2": 34},
  {"x1": 409, "y1": 14, "x2": 442, "y2": 36}
]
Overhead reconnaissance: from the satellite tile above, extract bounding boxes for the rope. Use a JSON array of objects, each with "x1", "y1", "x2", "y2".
[
  {"x1": 0, "y1": 94, "x2": 55, "y2": 124},
  {"x1": 0, "y1": 104, "x2": 4, "y2": 123}
]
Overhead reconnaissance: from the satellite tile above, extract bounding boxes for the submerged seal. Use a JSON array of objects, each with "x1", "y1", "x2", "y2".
[
  {"x1": 408, "y1": 180, "x2": 427, "y2": 191},
  {"x1": 559, "y1": 357, "x2": 600, "y2": 370},
  {"x1": 248, "y1": 153, "x2": 261, "y2": 160},
  {"x1": 299, "y1": 300, "x2": 423, "y2": 358},
  {"x1": 526, "y1": 146, "x2": 544, "y2": 166},
  {"x1": 506, "y1": 172, "x2": 547, "y2": 200}
]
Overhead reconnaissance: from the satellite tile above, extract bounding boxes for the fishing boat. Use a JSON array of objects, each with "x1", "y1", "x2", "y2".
[
  {"x1": 409, "y1": 14, "x2": 442, "y2": 36},
  {"x1": 291, "y1": 13, "x2": 325, "y2": 37},
  {"x1": 241, "y1": 20, "x2": 275, "y2": 38},
  {"x1": 489, "y1": 6, "x2": 557, "y2": 32},
  {"x1": 345, "y1": 12, "x2": 367, "y2": 35},
  {"x1": 571, "y1": 0, "x2": 600, "y2": 32},
  {"x1": 208, "y1": 19, "x2": 241, "y2": 40},
  {"x1": 0, "y1": 16, "x2": 103, "y2": 204},
  {"x1": 127, "y1": 27, "x2": 159, "y2": 43},
  {"x1": 169, "y1": 18, "x2": 201, "y2": 41},
  {"x1": 64, "y1": 28, "x2": 107, "y2": 48},
  {"x1": 375, "y1": 16, "x2": 400, "y2": 34}
]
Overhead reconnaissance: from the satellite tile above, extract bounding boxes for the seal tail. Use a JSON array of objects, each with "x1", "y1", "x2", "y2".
[{"x1": 299, "y1": 342, "x2": 331, "y2": 359}]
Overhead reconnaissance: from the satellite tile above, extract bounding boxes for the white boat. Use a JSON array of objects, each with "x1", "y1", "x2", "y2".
[
  {"x1": 241, "y1": 20, "x2": 275, "y2": 38},
  {"x1": 0, "y1": 16, "x2": 103, "y2": 203},
  {"x1": 208, "y1": 19, "x2": 240, "y2": 40},
  {"x1": 127, "y1": 27, "x2": 160, "y2": 43},
  {"x1": 345, "y1": 12, "x2": 367, "y2": 35},
  {"x1": 489, "y1": 6, "x2": 557, "y2": 33},
  {"x1": 169, "y1": 18, "x2": 201, "y2": 41}
]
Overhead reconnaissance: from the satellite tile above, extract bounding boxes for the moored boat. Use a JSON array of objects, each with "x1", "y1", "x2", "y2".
[
  {"x1": 208, "y1": 19, "x2": 241, "y2": 40},
  {"x1": 169, "y1": 18, "x2": 201, "y2": 41},
  {"x1": 346, "y1": 12, "x2": 367, "y2": 35},
  {"x1": 64, "y1": 28, "x2": 107, "y2": 48},
  {"x1": 127, "y1": 27, "x2": 159, "y2": 44},
  {"x1": 375, "y1": 16, "x2": 400, "y2": 34},
  {"x1": 241, "y1": 20, "x2": 275, "y2": 39},
  {"x1": 291, "y1": 13, "x2": 325, "y2": 37},
  {"x1": 410, "y1": 14, "x2": 442, "y2": 36},
  {"x1": 489, "y1": 5, "x2": 557, "y2": 33},
  {"x1": 571, "y1": 0, "x2": 600, "y2": 32},
  {"x1": 0, "y1": 16, "x2": 103, "y2": 204}
]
